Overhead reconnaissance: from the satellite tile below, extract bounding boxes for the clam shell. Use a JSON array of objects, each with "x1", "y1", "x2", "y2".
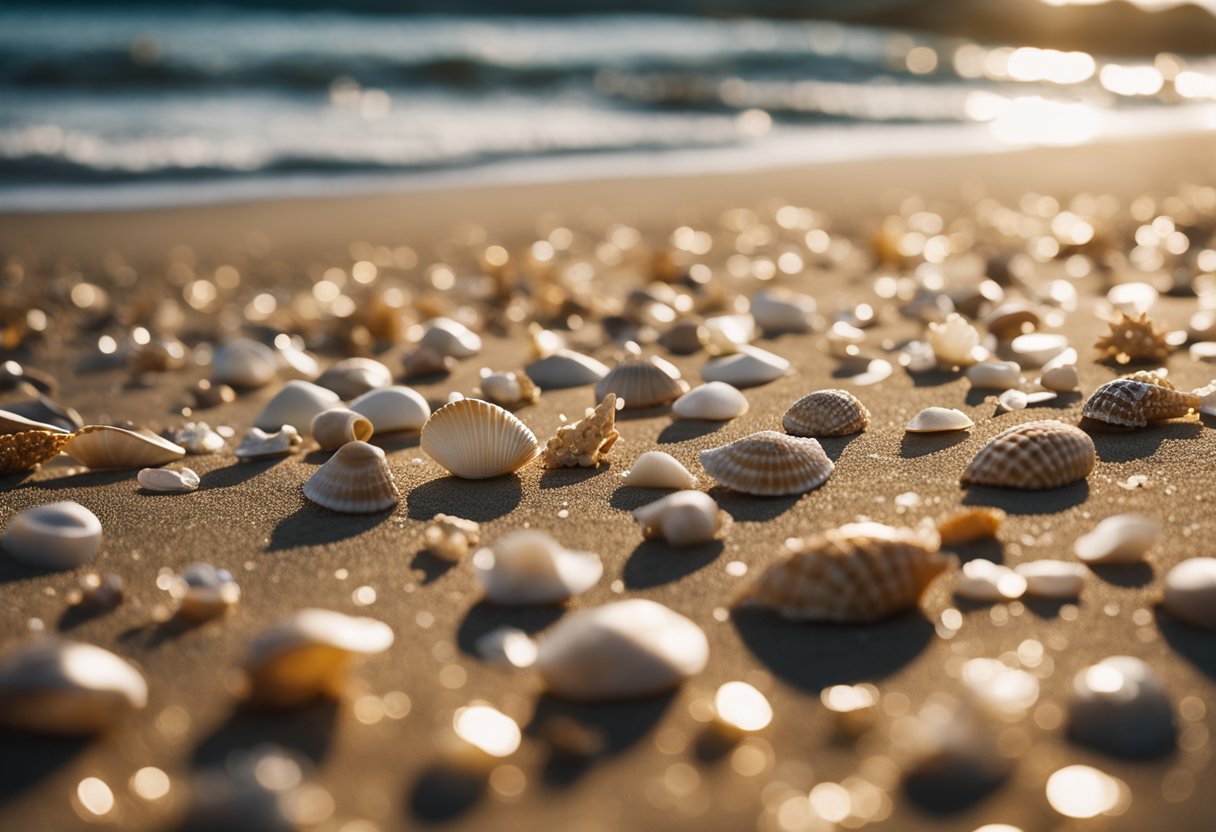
[
  {"x1": 1014, "y1": 560, "x2": 1086, "y2": 599},
  {"x1": 735, "y1": 522, "x2": 949, "y2": 622},
  {"x1": 137, "y1": 467, "x2": 200, "y2": 492},
  {"x1": 421, "y1": 398, "x2": 539, "y2": 479},
  {"x1": 525, "y1": 349, "x2": 609, "y2": 389},
  {"x1": 472, "y1": 530, "x2": 602, "y2": 605},
  {"x1": 672, "y1": 382, "x2": 749, "y2": 421},
  {"x1": 64, "y1": 425, "x2": 186, "y2": 469},
  {"x1": 315, "y1": 357, "x2": 393, "y2": 399},
  {"x1": 310, "y1": 408, "x2": 373, "y2": 451},
  {"x1": 1081, "y1": 373, "x2": 1200, "y2": 429},
  {"x1": 782, "y1": 389, "x2": 869, "y2": 437},
  {"x1": 700, "y1": 430, "x2": 833, "y2": 496},
  {"x1": 419, "y1": 317, "x2": 482, "y2": 358},
  {"x1": 966, "y1": 361, "x2": 1021, "y2": 390},
  {"x1": 254, "y1": 380, "x2": 341, "y2": 431},
  {"x1": 536, "y1": 599, "x2": 708, "y2": 701},
  {"x1": 302, "y1": 441, "x2": 399, "y2": 513},
  {"x1": 348, "y1": 385, "x2": 430, "y2": 433},
  {"x1": 961, "y1": 420, "x2": 1094, "y2": 490},
  {"x1": 595, "y1": 356, "x2": 688, "y2": 409},
  {"x1": 702, "y1": 345, "x2": 789, "y2": 387},
  {"x1": 0, "y1": 408, "x2": 70, "y2": 435},
  {"x1": 633, "y1": 490, "x2": 730, "y2": 546},
  {"x1": 1069, "y1": 656, "x2": 1175, "y2": 757},
  {"x1": 235, "y1": 426, "x2": 302, "y2": 460},
  {"x1": 751, "y1": 289, "x2": 817, "y2": 335},
  {"x1": 0, "y1": 638, "x2": 147, "y2": 735},
  {"x1": 539, "y1": 393, "x2": 619, "y2": 469},
  {"x1": 0, "y1": 430, "x2": 71, "y2": 474},
  {"x1": 936, "y1": 507, "x2": 1004, "y2": 545},
  {"x1": 905, "y1": 407, "x2": 973, "y2": 433},
  {"x1": 1073, "y1": 513, "x2": 1159, "y2": 563},
  {"x1": 2, "y1": 501, "x2": 102, "y2": 570},
  {"x1": 1162, "y1": 558, "x2": 1216, "y2": 630},
  {"x1": 212, "y1": 338, "x2": 277, "y2": 388},
  {"x1": 621, "y1": 451, "x2": 699, "y2": 489}
]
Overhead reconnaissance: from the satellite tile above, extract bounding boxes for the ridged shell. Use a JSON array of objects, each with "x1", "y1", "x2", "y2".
[
  {"x1": 348, "y1": 386, "x2": 430, "y2": 433},
  {"x1": 525, "y1": 350, "x2": 608, "y2": 389},
  {"x1": 700, "y1": 430, "x2": 833, "y2": 496},
  {"x1": 212, "y1": 337, "x2": 277, "y2": 388},
  {"x1": 310, "y1": 408, "x2": 374, "y2": 451},
  {"x1": 782, "y1": 389, "x2": 870, "y2": 437},
  {"x1": 1081, "y1": 373, "x2": 1200, "y2": 429},
  {"x1": 315, "y1": 357, "x2": 393, "y2": 399},
  {"x1": 735, "y1": 522, "x2": 949, "y2": 622},
  {"x1": 420, "y1": 398, "x2": 539, "y2": 479},
  {"x1": 595, "y1": 356, "x2": 688, "y2": 409},
  {"x1": 0, "y1": 430, "x2": 71, "y2": 474},
  {"x1": 961, "y1": 420, "x2": 1094, "y2": 490},
  {"x1": 64, "y1": 425, "x2": 186, "y2": 469},
  {"x1": 302, "y1": 441, "x2": 399, "y2": 513},
  {"x1": 254, "y1": 380, "x2": 341, "y2": 431}
]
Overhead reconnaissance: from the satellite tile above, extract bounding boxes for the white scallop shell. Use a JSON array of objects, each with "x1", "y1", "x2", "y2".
[
  {"x1": 700, "y1": 431, "x2": 833, "y2": 496},
  {"x1": 212, "y1": 337, "x2": 278, "y2": 388},
  {"x1": 420, "y1": 398, "x2": 539, "y2": 479},
  {"x1": 905, "y1": 407, "x2": 974, "y2": 433},
  {"x1": 315, "y1": 357, "x2": 393, "y2": 399},
  {"x1": 137, "y1": 467, "x2": 200, "y2": 492},
  {"x1": 472, "y1": 530, "x2": 602, "y2": 605},
  {"x1": 235, "y1": 426, "x2": 302, "y2": 460},
  {"x1": 751, "y1": 289, "x2": 817, "y2": 334},
  {"x1": 966, "y1": 361, "x2": 1021, "y2": 390},
  {"x1": 419, "y1": 317, "x2": 482, "y2": 358},
  {"x1": 702, "y1": 345, "x2": 790, "y2": 387},
  {"x1": 672, "y1": 382, "x2": 749, "y2": 420},
  {"x1": 928, "y1": 313, "x2": 982, "y2": 366},
  {"x1": 64, "y1": 425, "x2": 186, "y2": 469},
  {"x1": 348, "y1": 385, "x2": 430, "y2": 433},
  {"x1": 1014, "y1": 560, "x2": 1086, "y2": 598},
  {"x1": 621, "y1": 451, "x2": 699, "y2": 489},
  {"x1": 1069, "y1": 656, "x2": 1175, "y2": 756},
  {"x1": 254, "y1": 380, "x2": 341, "y2": 432},
  {"x1": 633, "y1": 490, "x2": 730, "y2": 546},
  {"x1": 1073, "y1": 514, "x2": 1159, "y2": 564},
  {"x1": 1162, "y1": 558, "x2": 1216, "y2": 630},
  {"x1": 310, "y1": 408, "x2": 373, "y2": 451},
  {"x1": 2, "y1": 501, "x2": 102, "y2": 570},
  {"x1": 302, "y1": 441, "x2": 399, "y2": 513}
]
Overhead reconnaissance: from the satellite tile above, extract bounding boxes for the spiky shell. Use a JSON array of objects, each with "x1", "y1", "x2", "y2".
[
  {"x1": 302, "y1": 441, "x2": 399, "y2": 513},
  {"x1": 782, "y1": 389, "x2": 870, "y2": 437},
  {"x1": 64, "y1": 425, "x2": 186, "y2": 470},
  {"x1": 539, "y1": 394, "x2": 619, "y2": 468},
  {"x1": 595, "y1": 356, "x2": 688, "y2": 408},
  {"x1": 420, "y1": 398, "x2": 539, "y2": 479},
  {"x1": 734, "y1": 522, "x2": 949, "y2": 623},
  {"x1": 310, "y1": 408, "x2": 373, "y2": 451},
  {"x1": 0, "y1": 430, "x2": 71, "y2": 474},
  {"x1": 1081, "y1": 373, "x2": 1200, "y2": 428},
  {"x1": 700, "y1": 430, "x2": 833, "y2": 496},
  {"x1": 961, "y1": 420, "x2": 1094, "y2": 490},
  {"x1": 1094, "y1": 312, "x2": 1170, "y2": 365},
  {"x1": 937, "y1": 507, "x2": 1005, "y2": 545}
]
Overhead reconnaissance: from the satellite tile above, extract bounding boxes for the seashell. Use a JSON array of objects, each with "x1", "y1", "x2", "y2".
[
  {"x1": 0, "y1": 408, "x2": 70, "y2": 435},
  {"x1": 348, "y1": 385, "x2": 430, "y2": 433},
  {"x1": 1162, "y1": 558, "x2": 1216, "y2": 630},
  {"x1": 966, "y1": 360, "x2": 1021, "y2": 390},
  {"x1": 525, "y1": 349, "x2": 609, "y2": 389},
  {"x1": 782, "y1": 389, "x2": 869, "y2": 437},
  {"x1": 402, "y1": 345, "x2": 456, "y2": 379},
  {"x1": 659, "y1": 320, "x2": 708, "y2": 354},
  {"x1": 424, "y1": 514, "x2": 480, "y2": 561},
  {"x1": 275, "y1": 341, "x2": 321, "y2": 380},
  {"x1": 1107, "y1": 281, "x2": 1158, "y2": 316},
  {"x1": 1081, "y1": 372, "x2": 1200, "y2": 429},
  {"x1": 539, "y1": 394, "x2": 619, "y2": 468},
  {"x1": 1094, "y1": 312, "x2": 1169, "y2": 365},
  {"x1": 827, "y1": 320, "x2": 866, "y2": 359},
  {"x1": 212, "y1": 338, "x2": 277, "y2": 388},
  {"x1": 596, "y1": 356, "x2": 687, "y2": 409},
  {"x1": 672, "y1": 382, "x2": 749, "y2": 421},
  {"x1": 310, "y1": 408, "x2": 373, "y2": 451},
  {"x1": 1189, "y1": 342, "x2": 1216, "y2": 362},
  {"x1": 898, "y1": 699, "x2": 1011, "y2": 810},
  {"x1": 1014, "y1": 560, "x2": 1086, "y2": 598},
  {"x1": 2, "y1": 397, "x2": 82, "y2": 432},
  {"x1": 192, "y1": 379, "x2": 236, "y2": 409},
  {"x1": 235, "y1": 426, "x2": 302, "y2": 461},
  {"x1": 71, "y1": 572, "x2": 125, "y2": 612},
  {"x1": 302, "y1": 441, "x2": 398, "y2": 513},
  {"x1": 632, "y1": 490, "x2": 731, "y2": 546},
  {"x1": 703, "y1": 314, "x2": 755, "y2": 354},
  {"x1": 959, "y1": 657, "x2": 1040, "y2": 721},
  {"x1": 901, "y1": 340, "x2": 937, "y2": 373},
  {"x1": 475, "y1": 627, "x2": 538, "y2": 669},
  {"x1": 473, "y1": 530, "x2": 602, "y2": 605},
  {"x1": 734, "y1": 522, "x2": 949, "y2": 622},
  {"x1": 170, "y1": 421, "x2": 225, "y2": 454},
  {"x1": 1042, "y1": 347, "x2": 1079, "y2": 372},
  {"x1": 65, "y1": 425, "x2": 186, "y2": 469},
  {"x1": 701, "y1": 431, "x2": 833, "y2": 496},
  {"x1": 2, "y1": 501, "x2": 102, "y2": 570},
  {"x1": 997, "y1": 389, "x2": 1028, "y2": 413},
  {"x1": 137, "y1": 467, "x2": 200, "y2": 492},
  {"x1": 847, "y1": 358, "x2": 894, "y2": 387},
  {"x1": 751, "y1": 289, "x2": 817, "y2": 335},
  {"x1": 955, "y1": 559, "x2": 1026, "y2": 601},
  {"x1": 478, "y1": 369, "x2": 541, "y2": 408},
  {"x1": 253, "y1": 380, "x2": 341, "y2": 432},
  {"x1": 961, "y1": 420, "x2": 1094, "y2": 490},
  {"x1": 315, "y1": 357, "x2": 393, "y2": 399},
  {"x1": 528, "y1": 323, "x2": 566, "y2": 359},
  {"x1": 936, "y1": 507, "x2": 1004, "y2": 545},
  {"x1": 421, "y1": 398, "x2": 539, "y2": 479},
  {"x1": 905, "y1": 407, "x2": 973, "y2": 433},
  {"x1": 0, "y1": 429, "x2": 71, "y2": 475},
  {"x1": 1194, "y1": 380, "x2": 1216, "y2": 416},
  {"x1": 536, "y1": 599, "x2": 708, "y2": 701},
  {"x1": 702, "y1": 345, "x2": 789, "y2": 387},
  {"x1": 166, "y1": 562, "x2": 241, "y2": 621},
  {"x1": 0, "y1": 638, "x2": 147, "y2": 735},
  {"x1": 983, "y1": 302, "x2": 1040, "y2": 339},
  {"x1": 927, "y1": 313, "x2": 982, "y2": 366},
  {"x1": 1038, "y1": 364, "x2": 1080, "y2": 392},
  {"x1": 418, "y1": 317, "x2": 482, "y2": 358},
  {"x1": 1073, "y1": 513, "x2": 1159, "y2": 564},
  {"x1": 713, "y1": 681, "x2": 773, "y2": 732},
  {"x1": 621, "y1": 451, "x2": 699, "y2": 489},
  {"x1": 243, "y1": 609, "x2": 394, "y2": 708},
  {"x1": 1069, "y1": 656, "x2": 1175, "y2": 757},
  {"x1": 131, "y1": 335, "x2": 187, "y2": 374},
  {"x1": 1010, "y1": 332, "x2": 1070, "y2": 367}
]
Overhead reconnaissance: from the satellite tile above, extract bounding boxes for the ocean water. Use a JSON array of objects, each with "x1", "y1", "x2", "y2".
[{"x1": 1, "y1": 2, "x2": 1215, "y2": 209}]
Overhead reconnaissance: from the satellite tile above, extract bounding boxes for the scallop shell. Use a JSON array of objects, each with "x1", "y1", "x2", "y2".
[
  {"x1": 1074, "y1": 513, "x2": 1159, "y2": 563},
  {"x1": 936, "y1": 507, "x2": 1004, "y2": 545},
  {"x1": 961, "y1": 420, "x2": 1094, "y2": 490},
  {"x1": 302, "y1": 441, "x2": 399, "y2": 513},
  {"x1": 536, "y1": 599, "x2": 708, "y2": 702},
  {"x1": 310, "y1": 408, "x2": 374, "y2": 451},
  {"x1": 595, "y1": 356, "x2": 688, "y2": 409},
  {"x1": 418, "y1": 317, "x2": 482, "y2": 358},
  {"x1": 254, "y1": 380, "x2": 341, "y2": 431},
  {"x1": 0, "y1": 430, "x2": 71, "y2": 474},
  {"x1": 137, "y1": 467, "x2": 200, "y2": 492},
  {"x1": 1094, "y1": 312, "x2": 1170, "y2": 365},
  {"x1": 1069, "y1": 656, "x2": 1175, "y2": 757},
  {"x1": 539, "y1": 394, "x2": 619, "y2": 468},
  {"x1": 2, "y1": 501, "x2": 102, "y2": 569},
  {"x1": 671, "y1": 382, "x2": 749, "y2": 421},
  {"x1": 751, "y1": 289, "x2": 817, "y2": 335},
  {"x1": 525, "y1": 349, "x2": 609, "y2": 389},
  {"x1": 734, "y1": 522, "x2": 949, "y2": 623},
  {"x1": 64, "y1": 425, "x2": 186, "y2": 469},
  {"x1": 420, "y1": 398, "x2": 539, "y2": 479},
  {"x1": 702, "y1": 345, "x2": 790, "y2": 387},
  {"x1": 315, "y1": 357, "x2": 393, "y2": 399},
  {"x1": 212, "y1": 337, "x2": 277, "y2": 388},
  {"x1": 621, "y1": 451, "x2": 699, "y2": 489},
  {"x1": 1163, "y1": 558, "x2": 1216, "y2": 630},
  {"x1": 235, "y1": 426, "x2": 302, "y2": 460},
  {"x1": 348, "y1": 385, "x2": 430, "y2": 433},
  {"x1": 472, "y1": 530, "x2": 602, "y2": 605},
  {"x1": 479, "y1": 369, "x2": 541, "y2": 408},
  {"x1": 782, "y1": 389, "x2": 870, "y2": 437},
  {"x1": 905, "y1": 407, "x2": 973, "y2": 433},
  {"x1": 424, "y1": 514, "x2": 480, "y2": 561},
  {"x1": 1081, "y1": 372, "x2": 1200, "y2": 429},
  {"x1": 700, "y1": 430, "x2": 833, "y2": 496},
  {"x1": 633, "y1": 490, "x2": 731, "y2": 546}
]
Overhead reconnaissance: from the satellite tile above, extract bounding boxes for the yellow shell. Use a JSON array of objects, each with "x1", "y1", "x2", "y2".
[
  {"x1": 700, "y1": 430, "x2": 833, "y2": 496},
  {"x1": 0, "y1": 430, "x2": 71, "y2": 475},
  {"x1": 595, "y1": 356, "x2": 688, "y2": 408},
  {"x1": 782, "y1": 389, "x2": 870, "y2": 437},
  {"x1": 1093, "y1": 312, "x2": 1169, "y2": 365},
  {"x1": 1081, "y1": 372, "x2": 1200, "y2": 429},
  {"x1": 63, "y1": 425, "x2": 186, "y2": 469},
  {"x1": 420, "y1": 398, "x2": 539, "y2": 479},
  {"x1": 962, "y1": 420, "x2": 1094, "y2": 490},
  {"x1": 937, "y1": 507, "x2": 1005, "y2": 545},
  {"x1": 735, "y1": 522, "x2": 950, "y2": 623}
]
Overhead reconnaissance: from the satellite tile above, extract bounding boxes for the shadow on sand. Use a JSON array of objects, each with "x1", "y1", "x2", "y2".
[
  {"x1": 623, "y1": 540, "x2": 723, "y2": 589},
  {"x1": 407, "y1": 476, "x2": 522, "y2": 523}
]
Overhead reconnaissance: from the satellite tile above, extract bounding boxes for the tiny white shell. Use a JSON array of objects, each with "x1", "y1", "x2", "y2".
[
  {"x1": 1107, "y1": 282, "x2": 1159, "y2": 316},
  {"x1": 702, "y1": 345, "x2": 789, "y2": 387},
  {"x1": 1010, "y1": 332, "x2": 1069, "y2": 367},
  {"x1": 751, "y1": 289, "x2": 816, "y2": 334},
  {"x1": 1069, "y1": 656, "x2": 1175, "y2": 756},
  {"x1": 1074, "y1": 514, "x2": 1160, "y2": 564},
  {"x1": 472, "y1": 530, "x2": 602, "y2": 605},
  {"x1": 212, "y1": 338, "x2": 277, "y2": 388},
  {"x1": 475, "y1": 627, "x2": 538, "y2": 669},
  {"x1": 1194, "y1": 380, "x2": 1216, "y2": 416},
  {"x1": 996, "y1": 389, "x2": 1028, "y2": 413},
  {"x1": 169, "y1": 562, "x2": 241, "y2": 620},
  {"x1": 315, "y1": 357, "x2": 393, "y2": 399},
  {"x1": 137, "y1": 467, "x2": 200, "y2": 492},
  {"x1": 632, "y1": 490, "x2": 730, "y2": 546},
  {"x1": 419, "y1": 317, "x2": 482, "y2": 358},
  {"x1": 348, "y1": 385, "x2": 430, "y2": 433},
  {"x1": 2, "y1": 501, "x2": 102, "y2": 570},
  {"x1": 621, "y1": 451, "x2": 699, "y2": 489},
  {"x1": 1014, "y1": 560, "x2": 1086, "y2": 598},
  {"x1": 235, "y1": 426, "x2": 302, "y2": 460},
  {"x1": 302, "y1": 441, "x2": 399, "y2": 513},
  {"x1": 928, "y1": 313, "x2": 982, "y2": 366},
  {"x1": 310, "y1": 408, "x2": 374, "y2": 451},
  {"x1": 672, "y1": 382, "x2": 749, "y2": 421},
  {"x1": 1162, "y1": 558, "x2": 1216, "y2": 630},
  {"x1": 1039, "y1": 364, "x2": 1080, "y2": 392},
  {"x1": 254, "y1": 380, "x2": 341, "y2": 432},
  {"x1": 955, "y1": 559, "x2": 1026, "y2": 601},
  {"x1": 478, "y1": 369, "x2": 540, "y2": 408},
  {"x1": 966, "y1": 361, "x2": 1021, "y2": 390},
  {"x1": 905, "y1": 407, "x2": 974, "y2": 433},
  {"x1": 525, "y1": 350, "x2": 609, "y2": 389}
]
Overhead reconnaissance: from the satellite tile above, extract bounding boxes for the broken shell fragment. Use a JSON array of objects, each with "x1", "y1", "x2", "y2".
[
  {"x1": 1069, "y1": 656, "x2": 1175, "y2": 757},
  {"x1": 700, "y1": 431, "x2": 833, "y2": 496},
  {"x1": 137, "y1": 467, "x2": 200, "y2": 492},
  {"x1": 996, "y1": 389, "x2": 1028, "y2": 413},
  {"x1": 302, "y1": 441, "x2": 399, "y2": 513},
  {"x1": 479, "y1": 369, "x2": 541, "y2": 409},
  {"x1": 955, "y1": 559, "x2": 1026, "y2": 601},
  {"x1": 672, "y1": 382, "x2": 749, "y2": 421},
  {"x1": 905, "y1": 407, "x2": 973, "y2": 433},
  {"x1": 966, "y1": 360, "x2": 1021, "y2": 390},
  {"x1": 2, "y1": 501, "x2": 102, "y2": 570},
  {"x1": 936, "y1": 507, "x2": 1004, "y2": 545},
  {"x1": 962, "y1": 420, "x2": 1094, "y2": 490},
  {"x1": 235, "y1": 426, "x2": 302, "y2": 461},
  {"x1": 927, "y1": 313, "x2": 982, "y2": 366},
  {"x1": 315, "y1": 357, "x2": 393, "y2": 399},
  {"x1": 418, "y1": 317, "x2": 482, "y2": 358},
  {"x1": 702, "y1": 345, "x2": 790, "y2": 387},
  {"x1": 424, "y1": 514, "x2": 480, "y2": 561},
  {"x1": 0, "y1": 429, "x2": 71, "y2": 475},
  {"x1": 212, "y1": 338, "x2": 277, "y2": 388},
  {"x1": 421, "y1": 398, "x2": 539, "y2": 479},
  {"x1": 621, "y1": 451, "x2": 699, "y2": 490},
  {"x1": 595, "y1": 356, "x2": 687, "y2": 409},
  {"x1": 1074, "y1": 514, "x2": 1159, "y2": 564},
  {"x1": 632, "y1": 490, "x2": 730, "y2": 547},
  {"x1": 64, "y1": 425, "x2": 186, "y2": 469},
  {"x1": 1014, "y1": 560, "x2": 1087, "y2": 599},
  {"x1": 539, "y1": 394, "x2": 619, "y2": 468},
  {"x1": 1081, "y1": 372, "x2": 1200, "y2": 429},
  {"x1": 473, "y1": 530, "x2": 602, "y2": 605},
  {"x1": 782, "y1": 389, "x2": 869, "y2": 437},
  {"x1": 170, "y1": 422, "x2": 225, "y2": 454},
  {"x1": 254, "y1": 380, "x2": 341, "y2": 432},
  {"x1": 348, "y1": 386, "x2": 430, "y2": 433},
  {"x1": 167, "y1": 563, "x2": 241, "y2": 621},
  {"x1": 525, "y1": 349, "x2": 609, "y2": 389},
  {"x1": 310, "y1": 408, "x2": 373, "y2": 451},
  {"x1": 1162, "y1": 558, "x2": 1216, "y2": 630}
]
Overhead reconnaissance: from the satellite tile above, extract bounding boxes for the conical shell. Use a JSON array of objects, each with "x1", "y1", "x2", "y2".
[
  {"x1": 310, "y1": 408, "x2": 373, "y2": 451},
  {"x1": 702, "y1": 345, "x2": 790, "y2": 387},
  {"x1": 595, "y1": 356, "x2": 688, "y2": 409},
  {"x1": 734, "y1": 522, "x2": 949, "y2": 623},
  {"x1": 700, "y1": 430, "x2": 833, "y2": 496},
  {"x1": 254, "y1": 380, "x2": 341, "y2": 431},
  {"x1": 348, "y1": 385, "x2": 430, "y2": 433},
  {"x1": 525, "y1": 350, "x2": 608, "y2": 389},
  {"x1": 315, "y1": 357, "x2": 393, "y2": 399},
  {"x1": 1081, "y1": 372, "x2": 1200, "y2": 429},
  {"x1": 420, "y1": 398, "x2": 539, "y2": 479},
  {"x1": 64, "y1": 425, "x2": 186, "y2": 469},
  {"x1": 782, "y1": 389, "x2": 870, "y2": 437},
  {"x1": 0, "y1": 430, "x2": 71, "y2": 474},
  {"x1": 962, "y1": 419, "x2": 1094, "y2": 490},
  {"x1": 633, "y1": 490, "x2": 730, "y2": 546},
  {"x1": 672, "y1": 382, "x2": 749, "y2": 421},
  {"x1": 212, "y1": 337, "x2": 277, "y2": 388},
  {"x1": 302, "y1": 441, "x2": 399, "y2": 513},
  {"x1": 621, "y1": 451, "x2": 699, "y2": 489},
  {"x1": 472, "y1": 530, "x2": 602, "y2": 605}
]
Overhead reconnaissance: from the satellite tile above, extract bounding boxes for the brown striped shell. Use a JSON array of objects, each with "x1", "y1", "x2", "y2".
[
  {"x1": 961, "y1": 420, "x2": 1094, "y2": 490},
  {"x1": 782, "y1": 389, "x2": 870, "y2": 437},
  {"x1": 594, "y1": 356, "x2": 688, "y2": 409},
  {"x1": 734, "y1": 522, "x2": 950, "y2": 622},
  {"x1": 1081, "y1": 372, "x2": 1201, "y2": 429},
  {"x1": 700, "y1": 430, "x2": 833, "y2": 496},
  {"x1": 0, "y1": 431, "x2": 72, "y2": 475}
]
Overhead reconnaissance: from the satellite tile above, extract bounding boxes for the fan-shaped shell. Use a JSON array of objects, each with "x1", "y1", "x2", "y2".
[
  {"x1": 254, "y1": 380, "x2": 341, "y2": 431},
  {"x1": 315, "y1": 357, "x2": 393, "y2": 399},
  {"x1": 702, "y1": 345, "x2": 790, "y2": 387},
  {"x1": 310, "y1": 408, "x2": 373, "y2": 451},
  {"x1": 595, "y1": 356, "x2": 688, "y2": 409},
  {"x1": 621, "y1": 451, "x2": 699, "y2": 489},
  {"x1": 348, "y1": 386, "x2": 430, "y2": 433},
  {"x1": 419, "y1": 317, "x2": 482, "y2": 358},
  {"x1": 1081, "y1": 373, "x2": 1200, "y2": 429},
  {"x1": 962, "y1": 420, "x2": 1094, "y2": 490},
  {"x1": 64, "y1": 425, "x2": 186, "y2": 469},
  {"x1": 302, "y1": 441, "x2": 399, "y2": 513},
  {"x1": 525, "y1": 349, "x2": 609, "y2": 388},
  {"x1": 700, "y1": 430, "x2": 833, "y2": 496},
  {"x1": 672, "y1": 382, "x2": 749, "y2": 420},
  {"x1": 734, "y1": 522, "x2": 949, "y2": 622},
  {"x1": 420, "y1": 398, "x2": 539, "y2": 479},
  {"x1": 0, "y1": 430, "x2": 71, "y2": 474},
  {"x1": 782, "y1": 389, "x2": 870, "y2": 437},
  {"x1": 212, "y1": 338, "x2": 277, "y2": 388}
]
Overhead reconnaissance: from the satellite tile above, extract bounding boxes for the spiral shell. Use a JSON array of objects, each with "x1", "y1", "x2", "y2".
[
  {"x1": 962, "y1": 420, "x2": 1094, "y2": 490},
  {"x1": 302, "y1": 441, "x2": 399, "y2": 513},
  {"x1": 595, "y1": 356, "x2": 688, "y2": 409},
  {"x1": 782, "y1": 389, "x2": 870, "y2": 437},
  {"x1": 700, "y1": 430, "x2": 833, "y2": 496},
  {"x1": 1081, "y1": 372, "x2": 1200, "y2": 429},
  {"x1": 64, "y1": 425, "x2": 186, "y2": 469},
  {"x1": 310, "y1": 408, "x2": 374, "y2": 451},
  {"x1": 420, "y1": 398, "x2": 539, "y2": 479}
]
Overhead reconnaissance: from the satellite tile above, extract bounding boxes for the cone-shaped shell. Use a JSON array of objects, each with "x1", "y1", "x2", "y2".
[
  {"x1": 212, "y1": 337, "x2": 277, "y2": 388},
  {"x1": 962, "y1": 420, "x2": 1094, "y2": 490},
  {"x1": 316, "y1": 357, "x2": 393, "y2": 399},
  {"x1": 672, "y1": 382, "x2": 749, "y2": 421},
  {"x1": 302, "y1": 441, "x2": 399, "y2": 513},
  {"x1": 621, "y1": 451, "x2": 699, "y2": 489},
  {"x1": 0, "y1": 430, "x2": 71, "y2": 474},
  {"x1": 782, "y1": 389, "x2": 870, "y2": 437},
  {"x1": 64, "y1": 425, "x2": 185, "y2": 469},
  {"x1": 633, "y1": 490, "x2": 730, "y2": 546},
  {"x1": 421, "y1": 398, "x2": 539, "y2": 479},
  {"x1": 525, "y1": 350, "x2": 608, "y2": 389},
  {"x1": 700, "y1": 430, "x2": 833, "y2": 496},
  {"x1": 735, "y1": 522, "x2": 949, "y2": 622},
  {"x1": 1081, "y1": 373, "x2": 1200, "y2": 429},
  {"x1": 595, "y1": 356, "x2": 688, "y2": 409},
  {"x1": 702, "y1": 345, "x2": 790, "y2": 387},
  {"x1": 254, "y1": 380, "x2": 341, "y2": 432},
  {"x1": 310, "y1": 408, "x2": 373, "y2": 451},
  {"x1": 472, "y1": 530, "x2": 603, "y2": 605},
  {"x1": 348, "y1": 385, "x2": 430, "y2": 433}
]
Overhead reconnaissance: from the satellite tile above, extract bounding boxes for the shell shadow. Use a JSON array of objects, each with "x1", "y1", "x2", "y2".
[
  {"x1": 409, "y1": 550, "x2": 457, "y2": 585},
  {"x1": 117, "y1": 616, "x2": 210, "y2": 650},
  {"x1": 1089, "y1": 422, "x2": 1203, "y2": 463},
  {"x1": 456, "y1": 601, "x2": 564, "y2": 658},
  {"x1": 964, "y1": 389, "x2": 995, "y2": 407},
  {"x1": 538, "y1": 465, "x2": 609, "y2": 490},
  {"x1": 199, "y1": 458, "x2": 283, "y2": 490},
  {"x1": 1023, "y1": 597, "x2": 1069, "y2": 619},
  {"x1": 961, "y1": 481, "x2": 1089, "y2": 515},
  {"x1": 1088, "y1": 562, "x2": 1154, "y2": 588},
  {"x1": 407, "y1": 764, "x2": 486, "y2": 823},
  {"x1": 623, "y1": 540, "x2": 723, "y2": 589},
  {"x1": 301, "y1": 450, "x2": 332, "y2": 466},
  {"x1": 56, "y1": 603, "x2": 112, "y2": 632},
  {"x1": 193, "y1": 699, "x2": 339, "y2": 769},
  {"x1": 30, "y1": 469, "x2": 135, "y2": 490},
  {"x1": 909, "y1": 369, "x2": 962, "y2": 388},
  {"x1": 0, "y1": 556, "x2": 62, "y2": 586},
  {"x1": 406, "y1": 475, "x2": 522, "y2": 522},
  {"x1": 615, "y1": 404, "x2": 674, "y2": 422},
  {"x1": 709, "y1": 486, "x2": 800, "y2": 522},
  {"x1": 266, "y1": 505, "x2": 389, "y2": 552},
  {"x1": 941, "y1": 537, "x2": 1004, "y2": 565},
  {"x1": 657, "y1": 420, "x2": 724, "y2": 444},
  {"x1": 609, "y1": 486, "x2": 672, "y2": 512},
  {"x1": 1155, "y1": 607, "x2": 1216, "y2": 681},
  {"x1": 899, "y1": 431, "x2": 970, "y2": 458},
  {"x1": 817, "y1": 435, "x2": 859, "y2": 462},
  {"x1": 0, "y1": 734, "x2": 89, "y2": 804},
  {"x1": 733, "y1": 609, "x2": 934, "y2": 693},
  {"x1": 370, "y1": 432, "x2": 421, "y2": 452}
]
